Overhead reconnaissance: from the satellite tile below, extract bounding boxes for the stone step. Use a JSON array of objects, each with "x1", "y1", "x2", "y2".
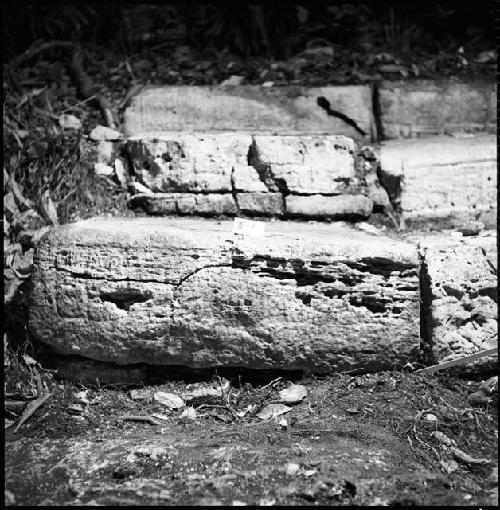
[
  {"x1": 127, "y1": 133, "x2": 383, "y2": 219},
  {"x1": 378, "y1": 79, "x2": 496, "y2": 139},
  {"x1": 124, "y1": 85, "x2": 373, "y2": 141},
  {"x1": 29, "y1": 217, "x2": 421, "y2": 373},
  {"x1": 378, "y1": 135, "x2": 497, "y2": 222}
]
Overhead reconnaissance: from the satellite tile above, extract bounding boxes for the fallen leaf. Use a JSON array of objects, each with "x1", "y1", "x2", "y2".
[
  {"x1": 440, "y1": 459, "x2": 459, "y2": 473},
  {"x1": 257, "y1": 403, "x2": 291, "y2": 420},
  {"x1": 58, "y1": 114, "x2": 81, "y2": 130},
  {"x1": 302, "y1": 469, "x2": 317, "y2": 477},
  {"x1": 128, "y1": 181, "x2": 153, "y2": 194},
  {"x1": 450, "y1": 446, "x2": 491, "y2": 465},
  {"x1": 22, "y1": 354, "x2": 38, "y2": 366},
  {"x1": 279, "y1": 384, "x2": 307, "y2": 404},
  {"x1": 75, "y1": 390, "x2": 89, "y2": 405},
  {"x1": 39, "y1": 190, "x2": 58, "y2": 226},
  {"x1": 180, "y1": 406, "x2": 197, "y2": 420},
  {"x1": 431, "y1": 431, "x2": 455, "y2": 447},
  {"x1": 129, "y1": 388, "x2": 154, "y2": 401},
  {"x1": 89, "y1": 125, "x2": 122, "y2": 141},
  {"x1": 258, "y1": 497, "x2": 276, "y2": 506},
  {"x1": 114, "y1": 158, "x2": 128, "y2": 188},
  {"x1": 220, "y1": 75, "x2": 244, "y2": 87},
  {"x1": 346, "y1": 407, "x2": 360, "y2": 414},
  {"x1": 94, "y1": 163, "x2": 114, "y2": 176},
  {"x1": 151, "y1": 413, "x2": 170, "y2": 422},
  {"x1": 154, "y1": 391, "x2": 184, "y2": 409},
  {"x1": 285, "y1": 462, "x2": 301, "y2": 476},
  {"x1": 68, "y1": 403, "x2": 85, "y2": 414}
]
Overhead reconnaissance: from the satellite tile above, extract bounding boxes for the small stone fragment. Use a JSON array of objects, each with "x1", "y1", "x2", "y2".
[
  {"x1": 58, "y1": 114, "x2": 81, "y2": 130},
  {"x1": 89, "y1": 125, "x2": 122, "y2": 141}
]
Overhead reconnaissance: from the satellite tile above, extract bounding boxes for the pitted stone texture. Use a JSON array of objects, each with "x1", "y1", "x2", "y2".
[
  {"x1": 286, "y1": 195, "x2": 373, "y2": 219},
  {"x1": 250, "y1": 135, "x2": 356, "y2": 194},
  {"x1": 29, "y1": 217, "x2": 419, "y2": 373},
  {"x1": 379, "y1": 80, "x2": 496, "y2": 139},
  {"x1": 124, "y1": 85, "x2": 373, "y2": 141},
  {"x1": 420, "y1": 234, "x2": 497, "y2": 368},
  {"x1": 130, "y1": 193, "x2": 238, "y2": 216},
  {"x1": 379, "y1": 135, "x2": 497, "y2": 218},
  {"x1": 127, "y1": 133, "x2": 252, "y2": 193}
]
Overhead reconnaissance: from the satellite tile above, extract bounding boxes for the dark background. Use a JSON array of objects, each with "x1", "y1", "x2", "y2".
[{"x1": 3, "y1": 1, "x2": 496, "y2": 61}]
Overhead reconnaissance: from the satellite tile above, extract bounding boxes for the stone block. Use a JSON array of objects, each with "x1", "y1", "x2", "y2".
[
  {"x1": 127, "y1": 133, "x2": 252, "y2": 193},
  {"x1": 130, "y1": 193, "x2": 237, "y2": 216},
  {"x1": 124, "y1": 85, "x2": 373, "y2": 141},
  {"x1": 379, "y1": 80, "x2": 496, "y2": 139},
  {"x1": 237, "y1": 193, "x2": 284, "y2": 216},
  {"x1": 250, "y1": 135, "x2": 356, "y2": 194},
  {"x1": 378, "y1": 135, "x2": 497, "y2": 218},
  {"x1": 286, "y1": 195, "x2": 373, "y2": 219},
  {"x1": 28, "y1": 217, "x2": 419, "y2": 374},
  {"x1": 420, "y1": 235, "x2": 497, "y2": 369}
]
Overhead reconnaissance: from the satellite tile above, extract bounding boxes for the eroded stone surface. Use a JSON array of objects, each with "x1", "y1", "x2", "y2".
[
  {"x1": 127, "y1": 133, "x2": 251, "y2": 193},
  {"x1": 378, "y1": 135, "x2": 497, "y2": 219},
  {"x1": 420, "y1": 234, "x2": 498, "y2": 367},
  {"x1": 249, "y1": 135, "x2": 355, "y2": 194},
  {"x1": 28, "y1": 217, "x2": 420, "y2": 373}
]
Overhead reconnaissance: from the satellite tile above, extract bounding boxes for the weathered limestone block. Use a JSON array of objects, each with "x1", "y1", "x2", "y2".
[
  {"x1": 286, "y1": 195, "x2": 373, "y2": 219},
  {"x1": 127, "y1": 133, "x2": 252, "y2": 193},
  {"x1": 124, "y1": 85, "x2": 373, "y2": 141},
  {"x1": 232, "y1": 165, "x2": 268, "y2": 192},
  {"x1": 379, "y1": 80, "x2": 496, "y2": 139},
  {"x1": 420, "y1": 234, "x2": 497, "y2": 368},
  {"x1": 236, "y1": 193, "x2": 284, "y2": 216},
  {"x1": 29, "y1": 217, "x2": 420, "y2": 373},
  {"x1": 130, "y1": 193, "x2": 238, "y2": 216},
  {"x1": 249, "y1": 135, "x2": 355, "y2": 194},
  {"x1": 378, "y1": 135, "x2": 497, "y2": 219}
]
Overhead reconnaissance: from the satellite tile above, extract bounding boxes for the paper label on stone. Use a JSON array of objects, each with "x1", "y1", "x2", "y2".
[{"x1": 232, "y1": 218, "x2": 266, "y2": 237}]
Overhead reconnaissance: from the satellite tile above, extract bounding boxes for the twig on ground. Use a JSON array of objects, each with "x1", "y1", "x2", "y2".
[
  {"x1": 118, "y1": 415, "x2": 163, "y2": 426},
  {"x1": 9, "y1": 40, "x2": 75, "y2": 68},
  {"x1": 13, "y1": 392, "x2": 52, "y2": 433},
  {"x1": 260, "y1": 377, "x2": 283, "y2": 391},
  {"x1": 70, "y1": 49, "x2": 118, "y2": 128}
]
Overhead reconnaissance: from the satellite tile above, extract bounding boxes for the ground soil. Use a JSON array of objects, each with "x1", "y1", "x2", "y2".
[{"x1": 4, "y1": 367, "x2": 498, "y2": 506}]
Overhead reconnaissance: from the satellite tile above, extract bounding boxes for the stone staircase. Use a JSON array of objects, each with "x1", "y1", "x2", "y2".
[{"x1": 28, "y1": 80, "x2": 497, "y2": 380}]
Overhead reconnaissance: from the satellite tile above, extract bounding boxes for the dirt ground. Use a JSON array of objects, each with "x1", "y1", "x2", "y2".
[{"x1": 4, "y1": 366, "x2": 498, "y2": 506}]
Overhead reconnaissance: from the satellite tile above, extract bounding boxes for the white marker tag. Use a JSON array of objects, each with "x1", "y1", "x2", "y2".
[{"x1": 232, "y1": 218, "x2": 266, "y2": 237}]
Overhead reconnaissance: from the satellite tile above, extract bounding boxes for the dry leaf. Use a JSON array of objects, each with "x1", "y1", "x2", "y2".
[
  {"x1": 154, "y1": 391, "x2": 184, "y2": 409},
  {"x1": 114, "y1": 158, "x2": 128, "y2": 188},
  {"x1": 129, "y1": 388, "x2": 154, "y2": 401},
  {"x1": 58, "y1": 114, "x2": 81, "y2": 130},
  {"x1": 450, "y1": 446, "x2": 491, "y2": 465},
  {"x1": 39, "y1": 190, "x2": 58, "y2": 226},
  {"x1": 257, "y1": 403, "x2": 291, "y2": 420},
  {"x1": 440, "y1": 459, "x2": 459, "y2": 473},
  {"x1": 279, "y1": 384, "x2": 307, "y2": 404},
  {"x1": 22, "y1": 354, "x2": 37, "y2": 366},
  {"x1": 180, "y1": 406, "x2": 197, "y2": 420},
  {"x1": 89, "y1": 125, "x2": 122, "y2": 141},
  {"x1": 285, "y1": 462, "x2": 300, "y2": 476},
  {"x1": 220, "y1": 75, "x2": 244, "y2": 87}
]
